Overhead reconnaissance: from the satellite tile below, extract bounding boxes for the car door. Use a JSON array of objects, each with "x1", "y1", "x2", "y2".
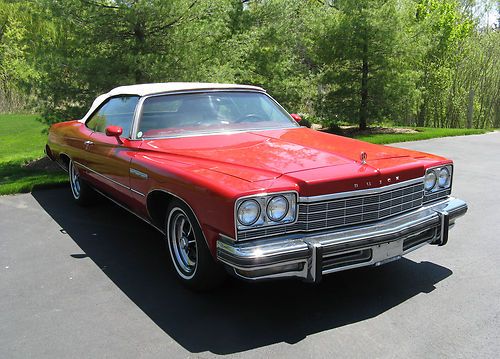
[{"x1": 84, "y1": 96, "x2": 141, "y2": 205}]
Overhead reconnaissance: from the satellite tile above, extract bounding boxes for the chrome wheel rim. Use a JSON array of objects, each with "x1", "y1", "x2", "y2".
[
  {"x1": 69, "y1": 162, "x2": 81, "y2": 199},
  {"x1": 168, "y1": 208, "x2": 197, "y2": 277}
]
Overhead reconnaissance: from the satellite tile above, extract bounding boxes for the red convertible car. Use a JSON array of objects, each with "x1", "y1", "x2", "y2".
[{"x1": 46, "y1": 83, "x2": 468, "y2": 290}]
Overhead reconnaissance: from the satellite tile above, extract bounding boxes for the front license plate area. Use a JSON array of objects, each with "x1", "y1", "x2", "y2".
[{"x1": 372, "y1": 239, "x2": 403, "y2": 266}]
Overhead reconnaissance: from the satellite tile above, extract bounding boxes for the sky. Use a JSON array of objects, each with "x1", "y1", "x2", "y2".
[{"x1": 476, "y1": 0, "x2": 499, "y2": 27}]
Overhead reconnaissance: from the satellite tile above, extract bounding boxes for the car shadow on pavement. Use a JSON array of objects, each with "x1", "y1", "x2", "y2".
[{"x1": 32, "y1": 188, "x2": 453, "y2": 355}]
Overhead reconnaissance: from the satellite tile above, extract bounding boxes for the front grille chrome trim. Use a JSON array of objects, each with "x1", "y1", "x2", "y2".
[
  {"x1": 237, "y1": 178, "x2": 426, "y2": 241},
  {"x1": 299, "y1": 177, "x2": 424, "y2": 203},
  {"x1": 219, "y1": 197, "x2": 468, "y2": 282}
]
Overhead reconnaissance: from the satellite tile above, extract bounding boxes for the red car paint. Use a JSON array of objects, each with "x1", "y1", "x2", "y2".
[{"x1": 47, "y1": 120, "x2": 451, "y2": 257}]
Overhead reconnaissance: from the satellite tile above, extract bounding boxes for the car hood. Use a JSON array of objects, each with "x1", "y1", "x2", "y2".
[{"x1": 140, "y1": 127, "x2": 446, "y2": 187}]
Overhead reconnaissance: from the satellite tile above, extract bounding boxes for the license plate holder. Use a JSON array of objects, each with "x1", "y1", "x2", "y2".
[{"x1": 372, "y1": 239, "x2": 404, "y2": 266}]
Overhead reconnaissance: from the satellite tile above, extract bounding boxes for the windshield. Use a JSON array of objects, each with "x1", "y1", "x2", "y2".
[{"x1": 136, "y1": 91, "x2": 298, "y2": 139}]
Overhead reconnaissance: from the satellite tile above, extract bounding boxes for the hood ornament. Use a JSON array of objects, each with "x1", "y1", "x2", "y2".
[{"x1": 360, "y1": 151, "x2": 367, "y2": 165}]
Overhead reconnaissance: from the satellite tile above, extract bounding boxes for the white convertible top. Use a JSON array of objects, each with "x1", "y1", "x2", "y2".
[{"x1": 80, "y1": 82, "x2": 265, "y2": 122}]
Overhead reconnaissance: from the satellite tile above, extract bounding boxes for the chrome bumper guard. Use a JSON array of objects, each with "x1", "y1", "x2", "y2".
[{"x1": 217, "y1": 197, "x2": 467, "y2": 282}]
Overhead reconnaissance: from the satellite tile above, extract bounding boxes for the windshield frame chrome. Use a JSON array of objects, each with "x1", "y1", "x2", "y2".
[{"x1": 129, "y1": 89, "x2": 299, "y2": 140}]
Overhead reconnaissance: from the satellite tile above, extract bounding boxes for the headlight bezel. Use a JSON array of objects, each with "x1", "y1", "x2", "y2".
[
  {"x1": 235, "y1": 191, "x2": 297, "y2": 231},
  {"x1": 424, "y1": 164, "x2": 453, "y2": 195}
]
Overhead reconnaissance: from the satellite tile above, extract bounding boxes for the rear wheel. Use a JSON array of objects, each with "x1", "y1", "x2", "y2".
[
  {"x1": 165, "y1": 199, "x2": 226, "y2": 290},
  {"x1": 69, "y1": 160, "x2": 97, "y2": 205}
]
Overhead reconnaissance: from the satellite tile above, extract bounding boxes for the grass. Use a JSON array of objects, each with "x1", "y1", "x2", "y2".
[
  {"x1": 0, "y1": 113, "x2": 50, "y2": 162},
  {"x1": 0, "y1": 114, "x2": 67, "y2": 195},
  {"x1": 354, "y1": 127, "x2": 491, "y2": 144}
]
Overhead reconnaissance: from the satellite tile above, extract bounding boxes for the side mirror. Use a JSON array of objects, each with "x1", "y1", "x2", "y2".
[
  {"x1": 105, "y1": 125, "x2": 123, "y2": 144},
  {"x1": 290, "y1": 113, "x2": 302, "y2": 123}
]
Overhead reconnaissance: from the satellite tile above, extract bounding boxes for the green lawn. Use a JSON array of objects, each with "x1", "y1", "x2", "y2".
[
  {"x1": 0, "y1": 114, "x2": 67, "y2": 195},
  {"x1": 354, "y1": 127, "x2": 491, "y2": 144},
  {"x1": 0, "y1": 114, "x2": 494, "y2": 195},
  {"x1": 0, "y1": 113, "x2": 50, "y2": 162}
]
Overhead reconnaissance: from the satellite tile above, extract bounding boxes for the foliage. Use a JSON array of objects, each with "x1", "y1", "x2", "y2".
[
  {"x1": 312, "y1": 0, "x2": 420, "y2": 129},
  {"x1": 0, "y1": 0, "x2": 498, "y2": 129},
  {"x1": 0, "y1": 1, "x2": 40, "y2": 111},
  {"x1": 32, "y1": 0, "x2": 238, "y2": 124}
]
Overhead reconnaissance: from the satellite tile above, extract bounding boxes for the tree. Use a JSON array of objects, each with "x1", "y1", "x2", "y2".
[
  {"x1": 414, "y1": 0, "x2": 474, "y2": 127},
  {"x1": 35, "y1": 0, "x2": 234, "y2": 124},
  {"x1": 0, "y1": 0, "x2": 46, "y2": 112},
  {"x1": 0, "y1": 0, "x2": 497, "y2": 130},
  {"x1": 220, "y1": 0, "x2": 317, "y2": 111},
  {"x1": 313, "y1": 0, "x2": 418, "y2": 129}
]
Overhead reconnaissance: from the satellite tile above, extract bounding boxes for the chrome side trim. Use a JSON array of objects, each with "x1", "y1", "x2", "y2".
[
  {"x1": 56, "y1": 161, "x2": 68, "y2": 173},
  {"x1": 299, "y1": 177, "x2": 424, "y2": 203},
  {"x1": 130, "y1": 188, "x2": 146, "y2": 197},
  {"x1": 56, "y1": 152, "x2": 72, "y2": 172},
  {"x1": 64, "y1": 157, "x2": 163, "y2": 236},
  {"x1": 54, "y1": 155, "x2": 69, "y2": 173},
  {"x1": 74, "y1": 161, "x2": 130, "y2": 190},
  {"x1": 74, "y1": 161, "x2": 146, "y2": 197}
]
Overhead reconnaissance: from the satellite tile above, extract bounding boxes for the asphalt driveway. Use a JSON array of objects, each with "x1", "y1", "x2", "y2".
[{"x1": 1, "y1": 132, "x2": 499, "y2": 358}]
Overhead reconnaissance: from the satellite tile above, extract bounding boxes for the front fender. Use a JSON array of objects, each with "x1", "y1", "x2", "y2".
[{"x1": 130, "y1": 155, "x2": 272, "y2": 254}]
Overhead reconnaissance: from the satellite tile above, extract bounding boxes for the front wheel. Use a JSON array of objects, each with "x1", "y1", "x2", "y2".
[
  {"x1": 68, "y1": 160, "x2": 97, "y2": 205},
  {"x1": 165, "y1": 199, "x2": 226, "y2": 290}
]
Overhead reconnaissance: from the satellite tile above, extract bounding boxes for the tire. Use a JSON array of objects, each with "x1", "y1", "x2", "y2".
[
  {"x1": 165, "y1": 199, "x2": 226, "y2": 291},
  {"x1": 68, "y1": 160, "x2": 97, "y2": 206}
]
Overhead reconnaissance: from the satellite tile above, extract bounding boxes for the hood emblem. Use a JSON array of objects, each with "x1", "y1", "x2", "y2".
[{"x1": 360, "y1": 151, "x2": 367, "y2": 165}]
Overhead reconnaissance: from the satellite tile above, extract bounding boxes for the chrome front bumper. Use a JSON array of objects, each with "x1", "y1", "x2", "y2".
[{"x1": 217, "y1": 197, "x2": 467, "y2": 282}]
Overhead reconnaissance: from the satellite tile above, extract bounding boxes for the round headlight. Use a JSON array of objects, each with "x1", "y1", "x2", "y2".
[
  {"x1": 237, "y1": 200, "x2": 260, "y2": 226},
  {"x1": 266, "y1": 195, "x2": 289, "y2": 222},
  {"x1": 424, "y1": 170, "x2": 437, "y2": 191},
  {"x1": 438, "y1": 167, "x2": 450, "y2": 188}
]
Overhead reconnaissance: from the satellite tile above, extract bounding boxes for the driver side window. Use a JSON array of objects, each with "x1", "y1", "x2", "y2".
[{"x1": 86, "y1": 96, "x2": 140, "y2": 137}]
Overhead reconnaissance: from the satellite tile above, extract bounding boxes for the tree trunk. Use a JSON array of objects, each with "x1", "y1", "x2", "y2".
[
  {"x1": 359, "y1": 42, "x2": 368, "y2": 131},
  {"x1": 494, "y1": 100, "x2": 500, "y2": 129},
  {"x1": 134, "y1": 22, "x2": 146, "y2": 83},
  {"x1": 417, "y1": 98, "x2": 426, "y2": 127},
  {"x1": 466, "y1": 88, "x2": 474, "y2": 128}
]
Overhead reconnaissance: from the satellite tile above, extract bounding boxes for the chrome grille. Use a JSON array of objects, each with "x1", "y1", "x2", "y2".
[
  {"x1": 423, "y1": 188, "x2": 451, "y2": 203},
  {"x1": 237, "y1": 181, "x2": 424, "y2": 241}
]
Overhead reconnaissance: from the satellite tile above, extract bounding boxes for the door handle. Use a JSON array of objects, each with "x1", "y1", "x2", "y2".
[{"x1": 84, "y1": 140, "x2": 94, "y2": 149}]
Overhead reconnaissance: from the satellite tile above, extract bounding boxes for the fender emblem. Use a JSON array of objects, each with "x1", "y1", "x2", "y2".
[
  {"x1": 360, "y1": 151, "x2": 367, "y2": 165},
  {"x1": 130, "y1": 168, "x2": 148, "y2": 179}
]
